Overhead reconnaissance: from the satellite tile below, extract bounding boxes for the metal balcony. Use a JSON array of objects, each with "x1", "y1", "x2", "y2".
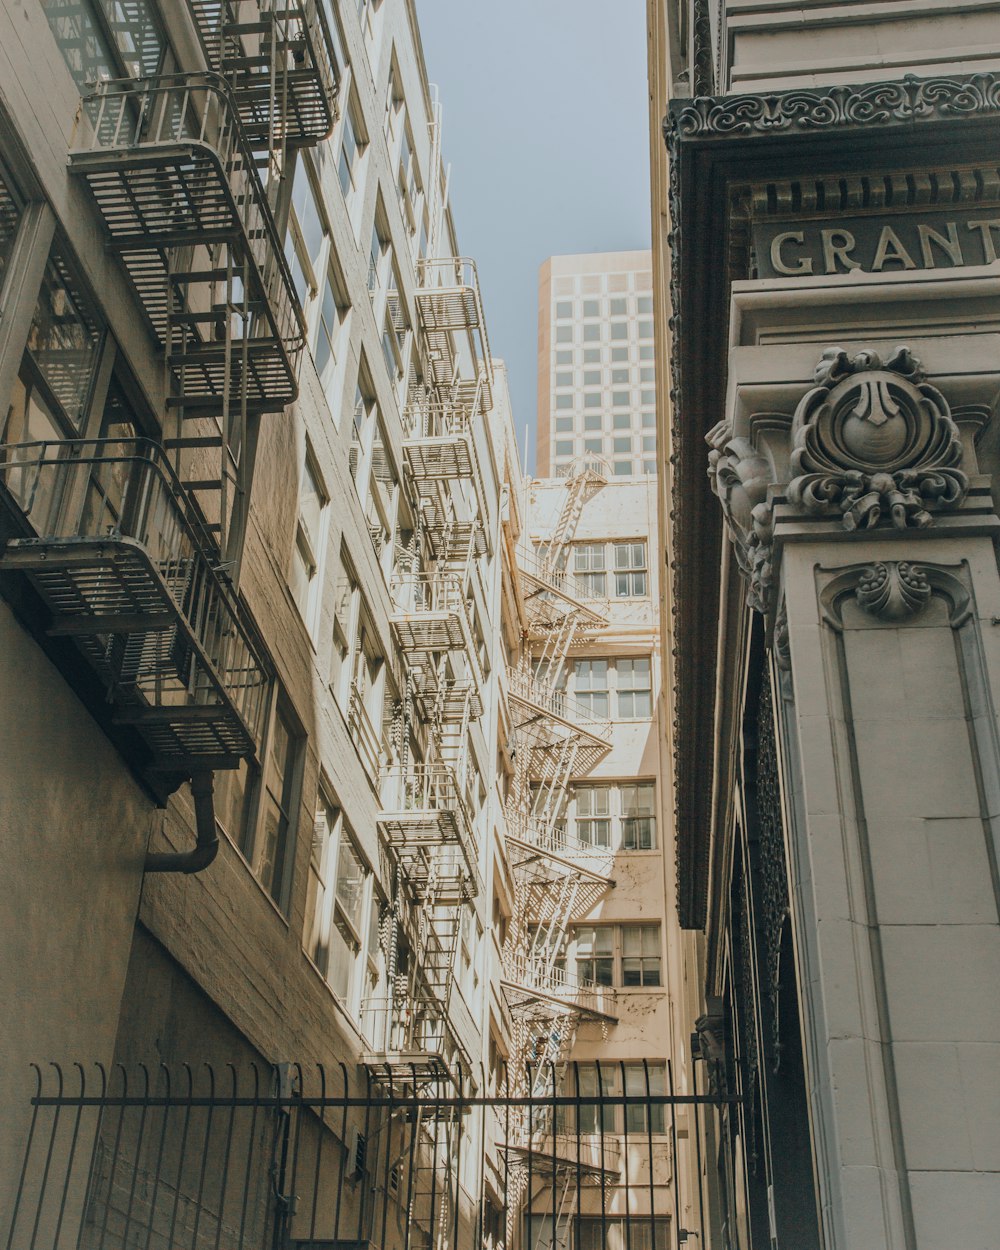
[
  {"x1": 377, "y1": 764, "x2": 479, "y2": 894},
  {"x1": 517, "y1": 546, "x2": 609, "y2": 628},
  {"x1": 413, "y1": 677, "x2": 483, "y2": 726},
  {"x1": 389, "y1": 571, "x2": 483, "y2": 682},
  {"x1": 0, "y1": 440, "x2": 269, "y2": 768},
  {"x1": 362, "y1": 996, "x2": 470, "y2": 1087},
  {"x1": 507, "y1": 670, "x2": 612, "y2": 749},
  {"x1": 186, "y1": 0, "x2": 340, "y2": 147},
  {"x1": 70, "y1": 73, "x2": 304, "y2": 414},
  {"x1": 505, "y1": 812, "x2": 615, "y2": 887},
  {"x1": 414, "y1": 258, "x2": 493, "y2": 406},
  {"x1": 500, "y1": 954, "x2": 618, "y2": 1024}
]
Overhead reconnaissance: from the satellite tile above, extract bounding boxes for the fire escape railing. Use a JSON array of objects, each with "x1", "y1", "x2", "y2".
[
  {"x1": 185, "y1": 0, "x2": 341, "y2": 148},
  {"x1": 0, "y1": 440, "x2": 269, "y2": 765},
  {"x1": 70, "y1": 72, "x2": 305, "y2": 410}
]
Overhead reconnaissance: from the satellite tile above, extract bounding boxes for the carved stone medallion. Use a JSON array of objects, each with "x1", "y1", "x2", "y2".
[{"x1": 787, "y1": 346, "x2": 967, "y2": 530}]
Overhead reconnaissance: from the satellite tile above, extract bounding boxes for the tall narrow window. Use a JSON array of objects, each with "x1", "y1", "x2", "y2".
[
  {"x1": 617, "y1": 657, "x2": 652, "y2": 719},
  {"x1": 252, "y1": 704, "x2": 301, "y2": 907},
  {"x1": 621, "y1": 924, "x2": 661, "y2": 987},
  {"x1": 314, "y1": 263, "x2": 349, "y2": 409},
  {"x1": 614, "y1": 541, "x2": 647, "y2": 597},
  {"x1": 621, "y1": 782, "x2": 656, "y2": 849},
  {"x1": 575, "y1": 785, "x2": 611, "y2": 848},
  {"x1": 574, "y1": 659, "x2": 609, "y2": 718},
  {"x1": 573, "y1": 543, "x2": 606, "y2": 597},
  {"x1": 328, "y1": 830, "x2": 367, "y2": 1003},
  {"x1": 290, "y1": 447, "x2": 327, "y2": 629},
  {"x1": 337, "y1": 94, "x2": 366, "y2": 203},
  {"x1": 574, "y1": 926, "x2": 614, "y2": 986},
  {"x1": 624, "y1": 1063, "x2": 666, "y2": 1134}
]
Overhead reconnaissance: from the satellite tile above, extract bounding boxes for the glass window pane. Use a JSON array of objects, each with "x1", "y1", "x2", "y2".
[
  {"x1": 335, "y1": 834, "x2": 366, "y2": 931},
  {"x1": 27, "y1": 251, "x2": 100, "y2": 426}
]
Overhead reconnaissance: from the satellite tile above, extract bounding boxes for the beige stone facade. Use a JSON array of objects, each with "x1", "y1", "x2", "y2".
[{"x1": 649, "y1": 1, "x2": 1000, "y2": 1247}]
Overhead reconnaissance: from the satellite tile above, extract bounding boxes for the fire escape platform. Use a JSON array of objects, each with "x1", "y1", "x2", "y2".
[
  {"x1": 404, "y1": 434, "x2": 474, "y2": 481},
  {"x1": 505, "y1": 834, "x2": 615, "y2": 888},
  {"x1": 391, "y1": 609, "x2": 467, "y2": 654},
  {"x1": 2, "y1": 536, "x2": 261, "y2": 765},
  {"x1": 507, "y1": 1134, "x2": 622, "y2": 1180},
  {"x1": 0, "y1": 441, "x2": 270, "y2": 770},
  {"x1": 499, "y1": 976, "x2": 618, "y2": 1024},
  {"x1": 187, "y1": 0, "x2": 341, "y2": 146},
  {"x1": 70, "y1": 76, "x2": 305, "y2": 412}
]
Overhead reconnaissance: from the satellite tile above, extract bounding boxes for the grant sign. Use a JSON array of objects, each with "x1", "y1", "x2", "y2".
[{"x1": 754, "y1": 208, "x2": 1000, "y2": 279}]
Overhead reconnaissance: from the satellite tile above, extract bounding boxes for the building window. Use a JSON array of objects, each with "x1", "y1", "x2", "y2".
[
  {"x1": 582, "y1": 299, "x2": 600, "y2": 317},
  {"x1": 583, "y1": 392, "x2": 601, "y2": 408},
  {"x1": 613, "y1": 460, "x2": 632, "y2": 476},
  {"x1": 614, "y1": 541, "x2": 647, "y2": 597},
  {"x1": 555, "y1": 417, "x2": 573, "y2": 433},
  {"x1": 642, "y1": 411, "x2": 656, "y2": 428},
  {"x1": 613, "y1": 436, "x2": 631, "y2": 454},
  {"x1": 575, "y1": 785, "x2": 611, "y2": 847},
  {"x1": 308, "y1": 794, "x2": 370, "y2": 1009},
  {"x1": 573, "y1": 543, "x2": 606, "y2": 597},
  {"x1": 638, "y1": 320, "x2": 654, "y2": 340},
  {"x1": 583, "y1": 348, "x2": 601, "y2": 364},
  {"x1": 330, "y1": 549, "x2": 358, "y2": 707},
  {"x1": 555, "y1": 439, "x2": 573, "y2": 457},
  {"x1": 640, "y1": 366, "x2": 655, "y2": 382},
  {"x1": 555, "y1": 394, "x2": 573, "y2": 409},
  {"x1": 583, "y1": 438, "x2": 602, "y2": 454},
  {"x1": 41, "y1": 0, "x2": 163, "y2": 87},
  {"x1": 624, "y1": 1063, "x2": 666, "y2": 1134},
  {"x1": 583, "y1": 414, "x2": 601, "y2": 432},
  {"x1": 611, "y1": 390, "x2": 630, "y2": 407},
  {"x1": 573, "y1": 659, "x2": 609, "y2": 718},
  {"x1": 609, "y1": 297, "x2": 627, "y2": 316},
  {"x1": 637, "y1": 296, "x2": 653, "y2": 315},
  {"x1": 621, "y1": 782, "x2": 656, "y2": 849},
  {"x1": 582, "y1": 324, "x2": 600, "y2": 343},
  {"x1": 556, "y1": 371, "x2": 573, "y2": 387},
  {"x1": 610, "y1": 321, "x2": 628, "y2": 340},
  {"x1": 556, "y1": 325, "x2": 573, "y2": 343},
  {"x1": 555, "y1": 350, "x2": 573, "y2": 365},
  {"x1": 290, "y1": 444, "x2": 328, "y2": 628},
  {"x1": 314, "y1": 263, "x2": 349, "y2": 410},
  {"x1": 617, "y1": 657, "x2": 652, "y2": 719},
  {"x1": 337, "y1": 93, "x2": 366, "y2": 203},
  {"x1": 555, "y1": 300, "x2": 573, "y2": 318},
  {"x1": 622, "y1": 924, "x2": 662, "y2": 987},
  {"x1": 583, "y1": 369, "x2": 601, "y2": 386},
  {"x1": 611, "y1": 346, "x2": 629, "y2": 362},
  {"x1": 575, "y1": 926, "x2": 614, "y2": 986},
  {"x1": 252, "y1": 703, "x2": 301, "y2": 906},
  {"x1": 578, "y1": 1217, "x2": 669, "y2": 1249}
]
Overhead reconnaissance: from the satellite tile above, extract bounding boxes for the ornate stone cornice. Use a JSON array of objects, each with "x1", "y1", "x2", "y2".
[{"x1": 671, "y1": 72, "x2": 1000, "y2": 140}]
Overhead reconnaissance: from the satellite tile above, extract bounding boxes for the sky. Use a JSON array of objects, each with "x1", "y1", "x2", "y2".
[{"x1": 414, "y1": 0, "x2": 651, "y2": 472}]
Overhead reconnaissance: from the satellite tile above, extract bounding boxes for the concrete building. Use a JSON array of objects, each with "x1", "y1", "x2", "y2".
[
  {"x1": 536, "y1": 251, "x2": 657, "y2": 478},
  {"x1": 501, "y1": 469, "x2": 675, "y2": 1248},
  {"x1": 0, "y1": 1, "x2": 511, "y2": 1244},
  {"x1": 649, "y1": 2, "x2": 1000, "y2": 1248}
]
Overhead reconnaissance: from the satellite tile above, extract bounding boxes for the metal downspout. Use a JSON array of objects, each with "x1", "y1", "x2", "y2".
[{"x1": 144, "y1": 772, "x2": 218, "y2": 875}]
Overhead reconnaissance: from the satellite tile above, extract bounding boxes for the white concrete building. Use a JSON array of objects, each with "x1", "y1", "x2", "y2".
[{"x1": 537, "y1": 251, "x2": 657, "y2": 479}]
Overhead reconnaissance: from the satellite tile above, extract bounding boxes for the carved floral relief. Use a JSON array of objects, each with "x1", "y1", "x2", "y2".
[
  {"x1": 707, "y1": 346, "x2": 972, "y2": 619},
  {"x1": 786, "y1": 346, "x2": 967, "y2": 530}
]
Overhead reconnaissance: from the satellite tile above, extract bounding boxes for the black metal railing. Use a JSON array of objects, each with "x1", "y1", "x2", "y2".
[
  {"x1": 6, "y1": 1061, "x2": 730, "y2": 1250},
  {"x1": 0, "y1": 439, "x2": 269, "y2": 761}
]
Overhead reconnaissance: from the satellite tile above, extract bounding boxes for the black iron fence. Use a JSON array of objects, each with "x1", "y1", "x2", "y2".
[{"x1": 6, "y1": 1062, "x2": 732, "y2": 1250}]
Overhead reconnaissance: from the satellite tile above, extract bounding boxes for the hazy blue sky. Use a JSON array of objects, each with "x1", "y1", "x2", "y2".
[{"x1": 415, "y1": 1, "x2": 651, "y2": 471}]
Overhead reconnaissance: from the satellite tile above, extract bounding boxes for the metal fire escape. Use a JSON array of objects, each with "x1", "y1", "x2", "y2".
[
  {"x1": 358, "y1": 256, "x2": 494, "y2": 1250},
  {"x1": 501, "y1": 465, "x2": 619, "y2": 1244},
  {"x1": 0, "y1": 4, "x2": 338, "y2": 786}
]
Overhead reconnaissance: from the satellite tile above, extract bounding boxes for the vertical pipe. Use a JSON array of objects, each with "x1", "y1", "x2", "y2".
[
  {"x1": 667, "y1": 1062, "x2": 681, "y2": 1250},
  {"x1": 120, "y1": 1064, "x2": 152, "y2": 1250},
  {"x1": 236, "y1": 1064, "x2": 260, "y2": 1250}
]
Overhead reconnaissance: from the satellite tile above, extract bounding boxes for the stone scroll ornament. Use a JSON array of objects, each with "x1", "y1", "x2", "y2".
[
  {"x1": 787, "y1": 346, "x2": 968, "y2": 530},
  {"x1": 706, "y1": 423, "x2": 774, "y2": 613}
]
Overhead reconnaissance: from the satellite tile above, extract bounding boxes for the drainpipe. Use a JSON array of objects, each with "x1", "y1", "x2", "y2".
[{"x1": 144, "y1": 772, "x2": 218, "y2": 874}]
